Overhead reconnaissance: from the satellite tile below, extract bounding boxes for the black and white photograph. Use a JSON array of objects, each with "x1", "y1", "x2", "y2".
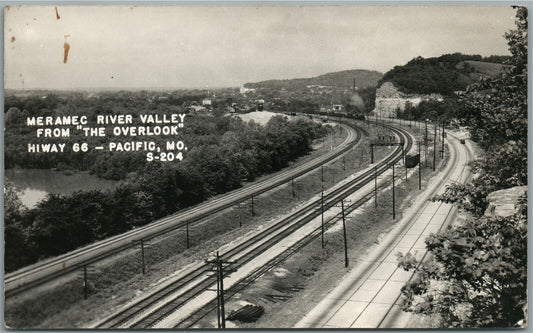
[{"x1": 3, "y1": 4, "x2": 528, "y2": 329}]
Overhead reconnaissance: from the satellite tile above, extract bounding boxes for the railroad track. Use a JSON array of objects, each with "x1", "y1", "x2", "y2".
[
  {"x1": 6, "y1": 119, "x2": 363, "y2": 297},
  {"x1": 179, "y1": 182, "x2": 390, "y2": 328},
  {"x1": 94, "y1": 122, "x2": 413, "y2": 329}
]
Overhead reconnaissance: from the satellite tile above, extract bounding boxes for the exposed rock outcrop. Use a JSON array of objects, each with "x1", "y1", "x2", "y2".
[
  {"x1": 484, "y1": 186, "x2": 527, "y2": 218},
  {"x1": 372, "y1": 82, "x2": 442, "y2": 118}
]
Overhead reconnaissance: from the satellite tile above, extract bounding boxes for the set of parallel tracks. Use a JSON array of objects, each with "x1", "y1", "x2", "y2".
[
  {"x1": 95, "y1": 122, "x2": 413, "y2": 329},
  {"x1": 6, "y1": 119, "x2": 363, "y2": 298}
]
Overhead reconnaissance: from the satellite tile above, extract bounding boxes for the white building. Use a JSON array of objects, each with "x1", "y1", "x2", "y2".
[{"x1": 240, "y1": 86, "x2": 256, "y2": 94}]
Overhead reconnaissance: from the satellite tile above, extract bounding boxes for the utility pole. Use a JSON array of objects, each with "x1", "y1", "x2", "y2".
[
  {"x1": 425, "y1": 137, "x2": 428, "y2": 168},
  {"x1": 251, "y1": 195, "x2": 255, "y2": 216},
  {"x1": 341, "y1": 199, "x2": 348, "y2": 267},
  {"x1": 140, "y1": 239, "x2": 146, "y2": 274},
  {"x1": 78, "y1": 265, "x2": 95, "y2": 300},
  {"x1": 235, "y1": 203, "x2": 248, "y2": 228},
  {"x1": 186, "y1": 220, "x2": 190, "y2": 248},
  {"x1": 418, "y1": 141, "x2": 421, "y2": 190},
  {"x1": 433, "y1": 125, "x2": 437, "y2": 171},
  {"x1": 402, "y1": 144, "x2": 407, "y2": 182},
  {"x1": 133, "y1": 239, "x2": 151, "y2": 274},
  {"x1": 321, "y1": 190, "x2": 325, "y2": 248},
  {"x1": 321, "y1": 165, "x2": 324, "y2": 184},
  {"x1": 206, "y1": 252, "x2": 236, "y2": 329},
  {"x1": 374, "y1": 165, "x2": 378, "y2": 207},
  {"x1": 370, "y1": 144, "x2": 374, "y2": 164},
  {"x1": 342, "y1": 155, "x2": 345, "y2": 171},
  {"x1": 291, "y1": 178, "x2": 296, "y2": 198},
  {"x1": 425, "y1": 119, "x2": 428, "y2": 143},
  {"x1": 83, "y1": 265, "x2": 88, "y2": 300},
  {"x1": 423, "y1": 120, "x2": 427, "y2": 168},
  {"x1": 216, "y1": 265, "x2": 221, "y2": 328},
  {"x1": 441, "y1": 122, "x2": 445, "y2": 159},
  {"x1": 218, "y1": 259, "x2": 226, "y2": 329},
  {"x1": 392, "y1": 163, "x2": 396, "y2": 219}
]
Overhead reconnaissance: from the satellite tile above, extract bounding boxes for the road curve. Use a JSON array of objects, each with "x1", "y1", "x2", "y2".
[
  {"x1": 5, "y1": 120, "x2": 363, "y2": 297},
  {"x1": 295, "y1": 127, "x2": 474, "y2": 329}
]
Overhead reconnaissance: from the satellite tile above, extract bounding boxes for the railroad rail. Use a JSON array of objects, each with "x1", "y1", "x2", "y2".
[
  {"x1": 6, "y1": 120, "x2": 363, "y2": 297},
  {"x1": 94, "y1": 121, "x2": 413, "y2": 329}
]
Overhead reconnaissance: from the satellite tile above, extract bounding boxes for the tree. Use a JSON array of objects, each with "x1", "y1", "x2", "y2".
[
  {"x1": 399, "y1": 201, "x2": 527, "y2": 327},
  {"x1": 4, "y1": 181, "x2": 26, "y2": 222},
  {"x1": 4, "y1": 181, "x2": 36, "y2": 271},
  {"x1": 5, "y1": 107, "x2": 24, "y2": 126},
  {"x1": 398, "y1": 7, "x2": 528, "y2": 328}
]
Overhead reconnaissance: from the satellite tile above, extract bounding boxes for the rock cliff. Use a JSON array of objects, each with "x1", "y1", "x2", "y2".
[
  {"x1": 372, "y1": 82, "x2": 442, "y2": 118},
  {"x1": 484, "y1": 186, "x2": 527, "y2": 218}
]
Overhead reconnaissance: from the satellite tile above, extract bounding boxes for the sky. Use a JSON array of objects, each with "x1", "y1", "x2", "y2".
[{"x1": 4, "y1": 5, "x2": 518, "y2": 90}]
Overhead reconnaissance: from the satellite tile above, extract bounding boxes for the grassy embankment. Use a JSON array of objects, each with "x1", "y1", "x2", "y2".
[{"x1": 6, "y1": 122, "x2": 389, "y2": 328}]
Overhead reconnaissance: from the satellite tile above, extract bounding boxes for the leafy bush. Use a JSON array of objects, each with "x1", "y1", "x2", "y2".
[{"x1": 399, "y1": 7, "x2": 528, "y2": 328}]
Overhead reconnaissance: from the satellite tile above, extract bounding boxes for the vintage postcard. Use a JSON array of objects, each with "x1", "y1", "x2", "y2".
[{"x1": 3, "y1": 4, "x2": 527, "y2": 329}]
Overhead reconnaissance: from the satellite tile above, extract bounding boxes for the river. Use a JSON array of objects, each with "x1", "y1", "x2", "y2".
[{"x1": 4, "y1": 169, "x2": 120, "y2": 208}]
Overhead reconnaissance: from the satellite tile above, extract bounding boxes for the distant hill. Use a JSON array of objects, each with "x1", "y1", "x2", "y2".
[
  {"x1": 380, "y1": 53, "x2": 511, "y2": 95},
  {"x1": 462, "y1": 60, "x2": 512, "y2": 77},
  {"x1": 244, "y1": 69, "x2": 383, "y2": 90}
]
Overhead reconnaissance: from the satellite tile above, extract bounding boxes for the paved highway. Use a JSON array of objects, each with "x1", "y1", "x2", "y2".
[{"x1": 295, "y1": 127, "x2": 474, "y2": 329}]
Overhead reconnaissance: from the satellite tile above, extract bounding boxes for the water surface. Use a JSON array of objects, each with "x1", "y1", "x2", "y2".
[{"x1": 5, "y1": 169, "x2": 119, "y2": 208}]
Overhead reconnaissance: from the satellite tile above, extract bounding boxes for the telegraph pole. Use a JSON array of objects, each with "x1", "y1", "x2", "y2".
[
  {"x1": 251, "y1": 195, "x2": 255, "y2": 216},
  {"x1": 433, "y1": 125, "x2": 437, "y2": 171},
  {"x1": 321, "y1": 190, "x2": 325, "y2": 248},
  {"x1": 206, "y1": 252, "x2": 236, "y2": 329},
  {"x1": 216, "y1": 267, "x2": 221, "y2": 328},
  {"x1": 418, "y1": 141, "x2": 421, "y2": 190},
  {"x1": 425, "y1": 119, "x2": 428, "y2": 143},
  {"x1": 425, "y1": 119, "x2": 429, "y2": 168},
  {"x1": 441, "y1": 122, "x2": 445, "y2": 159},
  {"x1": 402, "y1": 144, "x2": 407, "y2": 181},
  {"x1": 133, "y1": 239, "x2": 149, "y2": 274},
  {"x1": 83, "y1": 265, "x2": 88, "y2": 300},
  {"x1": 291, "y1": 178, "x2": 296, "y2": 198},
  {"x1": 370, "y1": 144, "x2": 374, "y2": 164},
  {"x1": 140, "y1": 239, "x2": 146, "y2": 274},
  {"x1": 392, "y1": 163, "x2": 396, "y2": 219},
  {"x1": 342, "y1": 155, "x2": 345, "y2": 171},
  {"x1": 341, "y1": 200, "x2": 348, "y2": 267},
  {"x1": 78, "y1": 265, "x2": 95, "y2": 300},
  {"x1": 425, "y1": 137, "x2": 428, "y2": 168},
  {"x1": 218, "y1": 259, "x2": 226, "y2": 328},
  {"x1": 186, "y1": 220, "x2": 190, "y2": 249},
  {"x1": 374, "y1": 165, "x2": 378, "y2": 207}
]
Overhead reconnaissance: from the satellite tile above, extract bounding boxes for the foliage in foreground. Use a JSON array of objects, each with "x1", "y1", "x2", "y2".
[
  {"x1": 398, "y1": 6, "x2": 528, "y2": 328},
  {"x1": 399, "y1": 199, "x2": 527, "y2": 327}
]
